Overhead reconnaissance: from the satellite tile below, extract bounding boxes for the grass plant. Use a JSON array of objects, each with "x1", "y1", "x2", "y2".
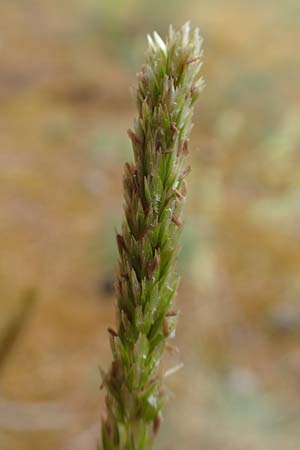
[{"x1": 100, "y1": 22, "x2": 203, "y2": 450}]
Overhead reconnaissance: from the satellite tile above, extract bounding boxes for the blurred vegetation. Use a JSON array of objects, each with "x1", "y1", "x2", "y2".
[{"x1": 0, "y1": 0, "x2": 299, "y2": 449}]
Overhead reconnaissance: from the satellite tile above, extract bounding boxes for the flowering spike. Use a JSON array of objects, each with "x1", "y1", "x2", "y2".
[{"x1": 100, "y1": 23, "x2": 203, "y2": 450}]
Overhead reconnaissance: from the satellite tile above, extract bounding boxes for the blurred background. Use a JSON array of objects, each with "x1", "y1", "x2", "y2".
[{"x1": 0, "y1": 1, "x2": 300, "y2": 449}]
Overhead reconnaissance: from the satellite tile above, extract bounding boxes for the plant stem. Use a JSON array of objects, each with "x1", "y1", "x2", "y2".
[{"x1": 100, "y1": 22, "x2": 203, "y2": 450}]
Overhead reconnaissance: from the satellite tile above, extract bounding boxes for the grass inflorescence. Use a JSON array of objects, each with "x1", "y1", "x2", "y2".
[{"x1": 100, "y1": 22, "x2": 203, "y2": 450}]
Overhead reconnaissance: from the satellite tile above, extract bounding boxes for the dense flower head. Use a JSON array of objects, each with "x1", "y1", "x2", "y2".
[{"x1": 101, "y1": 22, "x2": 203, "y2": 450}]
